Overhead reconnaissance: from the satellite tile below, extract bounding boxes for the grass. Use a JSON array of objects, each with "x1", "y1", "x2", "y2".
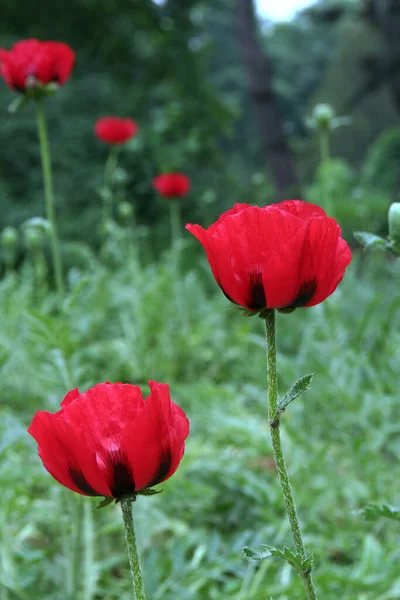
[{"x1": 0, "y1": 231, "x2": 399, "y2": 600}]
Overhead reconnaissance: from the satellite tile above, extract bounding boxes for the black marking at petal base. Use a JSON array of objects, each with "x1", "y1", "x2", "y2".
[
  {"x1": 289, "y1": 279, "x2": 318, "y2": 308},
  {"x1": 246, "y1": 270, "x2": 267, "y2": 310},
  {"x1": 106, "y1": 449, "x2": 136, "y2": 498},
  {"x1": 68, "y1": 467, "x2": 101, "y2": 496},
  {"x1": 148, "y1": 447, "x2": 173, "y2": 488}
]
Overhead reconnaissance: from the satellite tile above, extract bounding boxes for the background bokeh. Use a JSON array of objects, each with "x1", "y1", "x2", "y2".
[{"x1": 0, "y1": 1, "x2": 399, "y2": 599}]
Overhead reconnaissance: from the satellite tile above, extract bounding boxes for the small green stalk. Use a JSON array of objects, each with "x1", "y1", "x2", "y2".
[
  {"x1": 168, "y1": 200, "x2": 188, "y2": 330},
  {"x1": 169, "y1": 200, "x2": 181, "y2": 250},
  {"x1": 83, "y1": 500, "x2": 96, "y2": 600},
  {"x1": 319, "y1": 130, "x2": 330, "y2": 166},
  {"x1": 103, "y1": 146, "x2": 120, "y2": 223},
  {"x1": 35, "y1": 99, "x2": 64, "y2": 305},
  {"x1": 264, "y1": 309, "x2": 318, "y2": 600},
  {"x1": 319, "y1": 130, "x2": 334, "y2": 217},
  {"x1": 120, "y1": 497, "x2": 146, "y2": 600}
]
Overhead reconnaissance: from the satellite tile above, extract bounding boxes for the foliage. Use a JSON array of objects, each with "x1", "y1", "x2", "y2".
[
  {"x1": 306, "y1": 158, "x2": 390, "y2": 239},
  {"x1": 1, "y1": 238, "x2": 400, "y2": 599},
  {"x1": 361, "y1": 127, "x2": 400, "y2": 200}
]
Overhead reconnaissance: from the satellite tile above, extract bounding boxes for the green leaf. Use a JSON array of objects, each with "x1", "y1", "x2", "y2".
[
  {"x1": 137, "y1": 487, "x2": 163, "y2": 496},
  {"x1": 243, "y1": 546, "x2": 273, "y2": 560},
  {"x1": 94, "y1": 497, "x2": 114, "y2": 511},
  {"x1": 8, "y1": 95, "x2": 29, "y2": 114},
  {"x1": 278, "y1": 373, "x2": 314, "y2": 412},
  {"x1": 353, "y1": 232, "x2": 391, "y2": 251},
  {"x1": 357, "y1": 503, "x2": 400, "y2": 522},
  {"x1": 243, "y1": 545, "x2": 314, "y2": 575}
]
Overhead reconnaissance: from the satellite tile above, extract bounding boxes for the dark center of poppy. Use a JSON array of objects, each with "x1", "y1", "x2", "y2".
[
  {"x1": 106, "y1": 449, "x2": 136, "y2": 498},
  {"x1": 68, "y1": 466, "x2": 101, "y2": 496},
  {"x1": 246, "y1": 270, "x2": 267, "y2": 310}
]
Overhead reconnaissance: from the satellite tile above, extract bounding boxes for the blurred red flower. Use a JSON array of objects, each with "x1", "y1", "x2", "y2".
[
  {"x1": 0, "y1": 39, "x2": 75, "y2": 92},
  {"x1": 28, "y1": 381, "x2": 189, "y2": 498},
  {"x1": 152, "y1": 173, "x2": 191, "y2": 199},
  {"x1": 95, "y1": 117, "x2": 138, "y2": 144},
  {"x1": 186, "y1": 200, "x2": 352, "y2": 312}
]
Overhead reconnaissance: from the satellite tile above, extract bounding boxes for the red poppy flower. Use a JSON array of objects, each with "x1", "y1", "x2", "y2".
[
  {"x1": 95, "y1": 117, "x2": 138, "y2": 145},
  {"x1": 0, "y1": 39, "x2": 75, "y2": 92},
  {"x1": 28, "y1": 381, "x2": 189, "y2": 499},
  {"x1": 152, "y1": 173, "x2": 191, "y2": 199},
  {"x1": 186, "y1": 200, "x2": 352, "y2": 312}
]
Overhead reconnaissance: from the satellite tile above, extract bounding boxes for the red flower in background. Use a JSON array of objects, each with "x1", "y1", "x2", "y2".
[
  {"x1": 28, "y1": 381, "x2": 189, "y2": 498},
  {"x1": 0, "y1": 39, "x2": 75, "y2": 92},
  {"x1": 152, "y1": 173, "x2": 190, "y2": 199},
  {"x1": 95, "y1": 117, "x2": 138, "y2": 145},
  {"x1": 186, "y1": 200, "x2": 352, "y2": 312}
]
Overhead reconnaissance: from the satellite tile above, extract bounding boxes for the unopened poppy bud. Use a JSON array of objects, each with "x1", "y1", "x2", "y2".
[
  {"x1": 312, "y1": 104, "x2": 335, "y2": 131},
  {"x1": 1, "y1": 226, "x2": 18, "y2": 249},
  {"x1": 118, "y1": 201, "x2": 133, "y2": 220},
  {"x1": 388, "y1": 202, "x2": 400, "y2": 250},
  {"x1": 252, "y1": 172, "x2": 266, "y2": 186},
  {"x1": 113, "y1": 167, "x2": 129, "y2": 186},
  {"x1": 24, "y1": 226, "x2": 45, "y2": 251}
]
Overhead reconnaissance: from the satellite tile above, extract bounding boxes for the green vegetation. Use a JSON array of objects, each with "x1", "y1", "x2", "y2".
[
  {"x1": 1, "y1": 0, "x2": 400, "y2": 598},
  {"x1": 1, "y1": 241, "x2": 399, "y2": 599}
]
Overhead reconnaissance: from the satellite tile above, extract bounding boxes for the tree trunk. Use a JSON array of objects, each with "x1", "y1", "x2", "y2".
[
  {"x1": 367, "y1": 0, "x2": 400, "y2": 113},
  {"x1": 236, "y1": 0, "x2": 299, "y2": 199}
]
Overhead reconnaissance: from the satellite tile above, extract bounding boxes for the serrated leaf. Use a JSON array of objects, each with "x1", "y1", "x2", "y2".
[
  {"x1": 243, "y1": 545, "x2": 314, "y2": 576},
  {"x1": 278, "y1": 373, "x2": 314, "y2": 412},
  {"x1": 137, "y1": 487, "x2": 163, "y2": 496},
  {"x1": 353, "y1": 232, "x2": 390, "y2": 251},
  {"x1": 358, "y1": 503, "x2": 400, "y2": 522},
  {"x1": 94, "y1": 497, "x2": 114, "y2": 511}
]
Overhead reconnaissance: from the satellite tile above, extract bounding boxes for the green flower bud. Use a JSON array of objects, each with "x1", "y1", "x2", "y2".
[
  {"x1": 113, "y1": 167, "x2": 129, "y2": 186},
  {"x1": 202, "y1": 190, "x2": 216, "y2": 205},
  {"x1": 1, "y1": 226, "x2": 18, "y2": 249},
  {"x1": 251, "y1": 172, "x2": 266, "y2": 186},
  {"x1": 24, "y1": 227, "x2": 45, "y2": 251},
  {"x1": 312, "y1": 104, "x2": 335, "y2": 131},
  {"x1": 388, "y1": 202, "x2": 400, "y2": 250},
  {"x1": 118, "y1": 201, "x2": 133, "y2": 220}
]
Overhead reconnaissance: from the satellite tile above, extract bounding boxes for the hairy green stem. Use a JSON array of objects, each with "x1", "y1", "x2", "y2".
[
  {"x1": 35, "y1": 100, "x2": 64, "y2": 304},
  {"x1": 120, "y1": 498, "x2": 146, "y2": 600},
  {"x1": 264, "y1": 309, "x2": 318, "y2": 600}
]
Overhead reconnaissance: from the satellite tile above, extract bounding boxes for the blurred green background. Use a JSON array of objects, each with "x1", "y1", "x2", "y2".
[{"x1": 0, "y1": 0, "x2": 400, "y2": 599}]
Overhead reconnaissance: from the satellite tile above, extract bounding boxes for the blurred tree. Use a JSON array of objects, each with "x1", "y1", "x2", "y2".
[
  {"x1": 236, "y1": 0, "x2": 299, "y2": 198},
  {"x1": 363, "y1": 0, "x2": 400, "y2": 114}
]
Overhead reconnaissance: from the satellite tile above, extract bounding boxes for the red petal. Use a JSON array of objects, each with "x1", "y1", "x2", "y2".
[
  {"x1": 28, "y1": 411, "x2": 110, "y2": 497},
  {"x1": 61, "y1": 387, "x2": 80, "y2": 407},
  {"x1": 279, "y1": 200, "x2": 327, "y2": 221},
  {"x1": 121, "y1": 381, "x2": 189, "y2": 491}
]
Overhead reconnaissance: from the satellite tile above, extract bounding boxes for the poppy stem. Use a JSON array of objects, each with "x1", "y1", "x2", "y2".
[
  {"x1": 120, "y1": 497, "x2": 146, "y2": 600},
  {"x1": 169, "y1": 200, "x2": 181, "y2": 249},
  {"x1": 35, "y1": 99, "x2": 64, "y2": 306},
  {"x1": 319, "y1": 130, "x2": 334, "y2": 218},
  {"x1": 103, "y1": 146, "x2": 120, "y2": 223},
  {"x1": 264, "y1": 309, "x2": 318, "y2": 600}
]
